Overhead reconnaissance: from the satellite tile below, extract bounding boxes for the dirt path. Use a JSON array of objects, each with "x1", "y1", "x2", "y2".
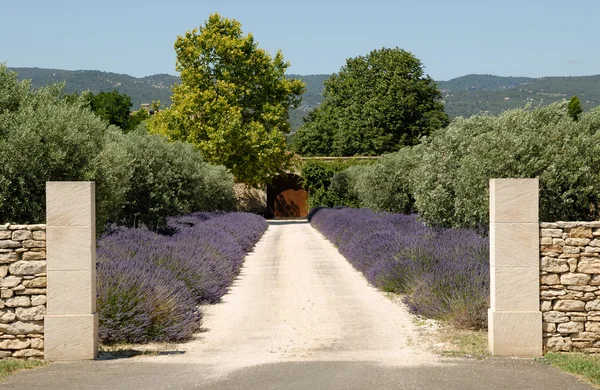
[{"x1": 150, "y1": 219, "x2": 438, "y2": 376}]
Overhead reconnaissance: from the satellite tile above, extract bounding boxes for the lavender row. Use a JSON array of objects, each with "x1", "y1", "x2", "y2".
[
  {"x1": 309, "y1": 207, "x2": 489, "y2": 329},
  {"x1": 96, "y1": 212, "x2": 268, "y2": 344}
]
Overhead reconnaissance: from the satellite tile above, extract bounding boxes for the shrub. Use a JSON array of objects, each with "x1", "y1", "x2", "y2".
[
  {"x1": 353, "y1": 145, "x2": 422, "y2": 213},
  {"x1": 103, "y1": 127, "x2": 237, "y2": 228},
  {"x1": 300, "y1": 159, "x2": 375, "y2": 208},
  {"x1": 309, "y1": 208, "x2": 489, "y2": 329},
  {"x1": 0, "y1": 65, "x2": 110, "y2": 224},
  {"x1": 413, "y1": 103, "x2": 600, "y2": 228},
  {"x1": 0, "y1": 66, "x2": 237, "y2": 232},
  {"x1": 97, "y1": 211, "x2": 268, "y2": 343},
  {"x1": 97, "y1": 256, "x2": 202, "y2": 344}
]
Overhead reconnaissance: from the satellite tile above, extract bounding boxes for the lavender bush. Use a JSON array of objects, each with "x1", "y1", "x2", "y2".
[
  {"x1": 309, "y1": 208, "x2": 489, "y2": 329},
  {"x1": 97, "y1": 212, "x2": 268, "y2": 343}
]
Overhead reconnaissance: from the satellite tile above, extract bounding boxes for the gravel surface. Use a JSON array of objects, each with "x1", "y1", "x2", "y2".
[{"x1": 147, "y1": 219, "x2": 439, "y2": 377}]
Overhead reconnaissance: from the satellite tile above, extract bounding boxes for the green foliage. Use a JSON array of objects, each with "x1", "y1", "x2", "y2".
[
  {"x1": 0, "y1": 65, "x2": 236, "y2": 231},
  {"x1": 0, "y1": 65, "x2": 109, "y2": 224},
  {"x1": 412, "y1": 102, "x2": 600, "y2": 228},
  {"x1": 148, "y1": 13, "x2": 305, "y2": 187},
  {"x1": 295, "y1": 48, "x2": 448, "y2": 156},
  {"x1": 97, "y1": 125, "x2": 237, "y2": 229},
  {"x1": 568, "y1": 96, "x2": 583, "y2": 121},
  {"x1": 544, "y1": 353, "x2": 600, "y2": 386},
  {"x1": 300, "y1": 159, "x2": 375, "y2": 208},
  {"x1": 291, "y1": 106, "x2": 335, "y2": 156},
  {"x1": 353, "y1": 146, "x2": 422, "y2": 214},
  {"x1": 0, "y1": 359, "x2": 45, "y2": 381}
]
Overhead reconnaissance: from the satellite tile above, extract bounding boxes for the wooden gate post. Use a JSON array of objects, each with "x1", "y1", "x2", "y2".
[
  {"x1": 488, "y1": 178, "x2": 542, "y2": 356},
  {"x1": 44, "y1": 182, "x2": 98, "y2": 361}
]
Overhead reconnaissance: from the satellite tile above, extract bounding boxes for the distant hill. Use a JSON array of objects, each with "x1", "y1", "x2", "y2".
[
  {"x1": 437, "y1": 73, "x2": 600, "y2": 118},
  {"x1": 9, "y1": 68, "x2": 600, "y2": 131},
  {"x1": 10, "y1": 67, "x2": 179, "y2": 109}
]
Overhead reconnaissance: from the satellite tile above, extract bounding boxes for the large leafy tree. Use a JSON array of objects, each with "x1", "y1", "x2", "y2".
[
  {"x1": 293, "y1": 48, "x2": 448, "y2": 156},
  {"x1": 148, "y1": 13, "x2": 305, "y2": 187}
]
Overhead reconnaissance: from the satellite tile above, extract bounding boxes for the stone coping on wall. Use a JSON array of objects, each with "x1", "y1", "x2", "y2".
[
  {"x1": 0, "y1": 223, "x2": 46, "y2": 359},
  {"x1": 540, "y1": 221, "x2": 600, "y2": 353}
]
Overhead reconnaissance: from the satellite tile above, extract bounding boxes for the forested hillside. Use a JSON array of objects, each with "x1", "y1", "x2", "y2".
[{"x1": 10, "y1": 67, "x2": 600, "y2": 130}]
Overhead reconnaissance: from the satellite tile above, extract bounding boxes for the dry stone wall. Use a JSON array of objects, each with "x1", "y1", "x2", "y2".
[
  {"x1": 540, "y1": 221, "x2": 600, "y2": 353},
  {"x1": 0, "y1": 223, "x2": 46, "y2": 359}
]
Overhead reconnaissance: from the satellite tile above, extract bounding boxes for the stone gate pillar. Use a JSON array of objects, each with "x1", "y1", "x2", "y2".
[
  {"x1": 489, "y1": 178, "x2": 542, "y2": 356},
  {"x1": 44, "y1": 182, "x2": 98, "y2": 361}
]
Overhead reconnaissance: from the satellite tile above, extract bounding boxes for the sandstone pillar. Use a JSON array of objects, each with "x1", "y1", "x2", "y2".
[
  {"x1": 489, "y1": 178, "x2": 542, "y2": 356},
  {"x1": 44, "y1": 182, "x2": 98, "y2": 361}
]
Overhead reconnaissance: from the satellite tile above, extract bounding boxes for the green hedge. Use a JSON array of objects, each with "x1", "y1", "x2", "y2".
[
  {"x1": 0, "y1": 65, "x2": 236, "y2": 231},
  {"x1": 322, "y1": 102, "x2": 600, "y2": 228}
]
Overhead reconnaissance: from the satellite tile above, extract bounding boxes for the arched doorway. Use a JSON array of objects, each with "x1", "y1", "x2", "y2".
[{"x1": 267, "y1": 174, "x2": 308, "y2": 218}]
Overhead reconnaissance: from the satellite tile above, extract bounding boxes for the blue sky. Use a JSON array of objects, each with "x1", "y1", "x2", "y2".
[{"x1": 2, "y1": 0, "x2": 599, "y2": 81}]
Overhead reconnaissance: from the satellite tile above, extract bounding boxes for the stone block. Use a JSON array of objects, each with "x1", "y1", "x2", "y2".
[
  {"x1": 557, "y1": 321, "x2": 585, "y2": 334},
  {"x1": 578, "y1": 259, "x2": 600, "y2": 274},
  {"x1": 542, "y1": 322, "x2": 556, "y2": 332},
  {"x1": 0, "y1": 231, "x2": 11, "y2": 240},
  {"x1": 8, "y1": 260, "x2": 46, "y2": 276},
  {"x1": 0, "y1": 321, "x2": 43, "y2": 335},
  {"x1": 543, "y1": 311, "x2": 570, "y2": 323},
  {"x1": 4, "y1": 296, "x2": 30, "y2": 308},
  {"x1": 47, "y1": 269, "x2": 96, "y2": 315},
  {"x1": 0, "y1": 240, "x2": 21, "y2": 249},
  {"x1": 489, "y1": 310, "x2": 542, "y2": 356},
  {"x1": 0, "y1": 309, "x2": 16, "y2": 323},
  {"x1": 44, "y1": 314, "x2": 98, "y2": 361},
  {"x1": 32, "y1": 230, "x2": 46, "y2": 241},
  {"x1": 565, "y1": 238, "x2": 591, "y2": 246},
  {"x1": 12, "y1": 349, "x2": 43, "y2": 358},
  {"x1": 554, "y1": 300, "x2": 586, "y2": 312},
  {"x1": 540, "y1": 274, "x2": 560, "y2": 285},
  {"x1": 490, "y1": 266, "x2": 539, "y2": 311},
  {"x1": 11, "y1": 230, "x2": 31, "y2": 241},
  {"x1": 490, "y1": 223, "x2": 538, "y2": 267},
  {"x1": 490, "y1": 179, "x2": 538, "y2": 223},
  {"x1": 586, "y1": 322, "x2": 600, "y2": 332},
  {"x1": 46, "y1": 182, "x2": 95, "y2": 227},
  {"x1": 541, "y1": 257, "x2": 569, "y2": 273},
  {"x1": 22, "y1": 251, "x2": 46, "y2": 261},
  {"x1": 541, "y1": 229, "x2": 563, "y2": 238},
  {"x1": 23, "y1": 277, "x2": 46, "y2": 288},
  {"x1": 0, "y1": 276, "x2": 22, "y2": 288},
  {"x1": 22, "y1": 240, "x2": 45, "y2": 249},
  {"x1": 16, "y1": 306, "x2": 45, "y2": 321},
  {"x1": 569, "y1": 226, "x2": 594, "y2": 239},
  {"x1": 46, "y1": 226, "x2": 94, "y2": 271},
  {"x1": 561, "y1": 273, "x2": 592, "y2": 286},
  {"x1": 540, "y1": 301, "x2": 553, "y2": 312},
  {"x1": 31, "y1": 295, "x2": 46, "y2": 306},
  {"x1": 0, "y1": 338, "x2": 30, "y2": 349},
  {"x1": 545, "y1": 336, "x2": 572, "y2": 352},
  {"x1": 586, "y1": 300, "x2": 600, "y2": 311}
]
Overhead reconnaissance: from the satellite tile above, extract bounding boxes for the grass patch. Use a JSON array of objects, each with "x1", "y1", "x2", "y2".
[
  {"x1": 435, "y1": 327, "x2": 489, "y2": 359},
  {"x1": 0, "y1": 359, "x2": 45, "y2": 381},
  {"x1": 413, "y1": 315, "x2": 490, "y2": 359},
  {"x1": 543, "y1": 352, "x2": 600, "y2": 387}
]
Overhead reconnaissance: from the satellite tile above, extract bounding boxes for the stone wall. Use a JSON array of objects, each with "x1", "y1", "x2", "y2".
[
  {"x1": 0, "y1": 223, "x2": 46, "y2": 359},
  {"x1": 540, "y1": 221, "x2": 600, "y2": 353}
]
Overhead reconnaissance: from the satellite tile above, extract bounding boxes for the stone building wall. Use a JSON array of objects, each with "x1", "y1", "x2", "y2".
[
  {"x1": 0, "y1": 223, "x2": 46, "y2": 359},
  {"x1": 540, "y1": 221, "x2": 600, "y2": 353}
]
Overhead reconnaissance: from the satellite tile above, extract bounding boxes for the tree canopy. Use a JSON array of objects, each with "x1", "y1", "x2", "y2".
[
  {"x1": 148, "y1": 13, "x2": 305, "y2": 187},
  {"x1": 568, "y1": 96, "x2": 583, "y2": 121},
  {"x1": 292, "y1": 48, "x2": 448, "y2": 156}
]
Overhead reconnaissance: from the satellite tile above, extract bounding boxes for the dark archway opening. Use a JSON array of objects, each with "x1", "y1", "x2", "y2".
[{"x1": 267, "y1": 174, "x2": 308, "y2": 218}]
